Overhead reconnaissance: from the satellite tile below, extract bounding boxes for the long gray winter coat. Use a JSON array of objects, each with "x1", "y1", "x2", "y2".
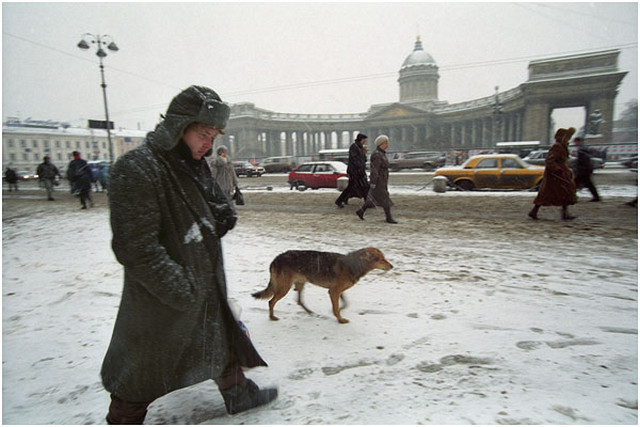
[
  {"x1": 208, "y1": 153, "x2": 238, "y2": 196},
  {"x1": 366, "y1": 146, "x2": 393, "y2": 208},
  {"x1": 101, "y1": 94, "x2": 266, "y2": 403}
]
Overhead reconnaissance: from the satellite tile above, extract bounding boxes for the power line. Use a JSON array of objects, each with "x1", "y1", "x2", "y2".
[
  {"x1": 4, "y1": 30, "x2": 637, "y2": 119},
  {"x1": 514, "y1": 3, "x2": 637, "y2": 46},
  {"x1": 534, "y1": 2, "x2": 637, "y2": 26},
  {"x1": 224, "y1": 43, "x2": 637, "y2": 98},
  {"x1": 3, "y1": 32, "x2": 183, "y2": 91},
  {"x1": 109, "y1": 41, "x2": 638, "y2": 118}
]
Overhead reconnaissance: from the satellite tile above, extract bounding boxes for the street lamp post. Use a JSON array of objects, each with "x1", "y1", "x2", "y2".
[
  {"x1": 77, "y1": 33, "x2": 119, "y2": 164},
  {"x1": 492, "y1": 85, "x2": 503, "y2": 145}
]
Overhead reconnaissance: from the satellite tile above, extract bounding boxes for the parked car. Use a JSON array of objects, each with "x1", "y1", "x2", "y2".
[
  {"x1": 621, "y1": 156, "x2": 638, "y2": 168},
  {"x1": 288, "y1": 161, "x2": 347, "y2": 190},
  {"x1": 233, "y1": 161, "x2": 264, "y2": 177},
  {"x1": 260, "y1": 156, "x2": 297, "y2": 173},
  {"x1": 434, "y1": 154, "x2": 544, "y2": 191},
  {"x1": 316, "y1": 148, "x2": 350, "y2": 165},
  {"x1": 522, "y1": 150, "x2": 548, "y2": 166},
  {"x1": 16, "y1": 170, "x2": 37, "y2": 180},
  {"x1": 389, "y1": 151, "x2": 446, "y2": 171},
  {"x1": 524, "y1": 149, "x2": 604, "y2": 169}
]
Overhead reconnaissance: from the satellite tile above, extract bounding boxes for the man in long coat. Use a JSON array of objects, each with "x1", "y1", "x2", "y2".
[
  {"x1": 67, "y1": 151, "x2": 93, "y2": 209},
  {"x1": 5, "y1": 167, "x2": 18, "y2": 191},
  {"x1": 335, "y1": 133, "x2": 369, "y2": 208},
  {"x1": 529, "y1": 127, "x2": 577, "y2": 220},
  {"x1": 355, "y1": 134, "x2": 397, "y2": 223},
  {"x1": 572, "y1": 136, "x2": 601, "y2": 202},
  {"x1": 101, "y1": 85, "x2": 277, "y2": 424},
  {"x1": 36, "y1": 156, "x2": 61, "y2": 200}
]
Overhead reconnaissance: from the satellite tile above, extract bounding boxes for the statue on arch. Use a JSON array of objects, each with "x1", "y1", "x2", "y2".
[{"x1": 587, "y1": 109, "x2": 604, "y2": 135}]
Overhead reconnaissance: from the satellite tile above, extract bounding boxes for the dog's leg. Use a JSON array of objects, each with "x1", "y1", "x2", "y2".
[
  {"x1": 268, "y1": 297, "x2": 280, "y2": 321},
  {"x1": 268, "y1": 279, "x2": 293, "y2": 321},
  {"x1": 294, "y1": 282, "x2": 313, "y2": 314},
  {"x1": 340, "y1": 294, "x2": 348, "y2": 310},
  {"x1": 329, "y1": 288, "x2": 349, "y2": 324}
]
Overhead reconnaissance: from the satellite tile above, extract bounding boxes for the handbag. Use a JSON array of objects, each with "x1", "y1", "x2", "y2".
[{"x1": 233, "y1": 187, "x2": 245, "y2": 206}]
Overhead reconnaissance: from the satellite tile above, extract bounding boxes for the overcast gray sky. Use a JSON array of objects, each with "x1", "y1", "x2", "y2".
[{"x1": 2, "y1": 2, "x2": 637, "y2": 132}]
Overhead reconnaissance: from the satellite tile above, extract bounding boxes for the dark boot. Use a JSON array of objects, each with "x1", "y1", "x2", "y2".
[
  {"x1": 561, "y1": 206, "x2": 576, "y2": 221},
  {"x1": 528, "y1": 205, "x2": 540, "y2": 220},
  {"x1": 384, "y1": 207, "x2": 397, "y2": 224},
  {"x1": 106, "y1": 395, "x2": 150, "y2": 425},
  {"x1": 220, "y1": 379, "x2": 278, "y2": 415},
  {"x1": 356, "y1": 207, "x2": 366, "y2": 220}
]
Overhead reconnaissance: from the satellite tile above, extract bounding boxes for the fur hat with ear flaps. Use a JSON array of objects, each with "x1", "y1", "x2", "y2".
[{"x1": 153, "y1": 85, "x2": 231, "y2": 151}]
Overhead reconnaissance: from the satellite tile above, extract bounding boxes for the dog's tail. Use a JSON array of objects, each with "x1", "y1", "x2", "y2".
[{"x1": 252, "y1": 279, "x2": 275, "y2": 300}]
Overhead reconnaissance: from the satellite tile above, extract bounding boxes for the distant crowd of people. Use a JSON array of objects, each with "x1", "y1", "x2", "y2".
[{"x1": 4, "y1": 152, "x2": 111, "y2": 209}]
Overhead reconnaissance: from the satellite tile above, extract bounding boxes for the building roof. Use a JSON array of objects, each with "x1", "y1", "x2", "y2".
[
  {"x1": 401, "y1": 36, "x2": 436, "y2": 68},
  {"x1": 3, "y1": 123, "x2": 148, "y2": 138}
]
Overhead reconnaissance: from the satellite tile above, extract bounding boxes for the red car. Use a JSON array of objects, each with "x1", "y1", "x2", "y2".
[{"x1": 288, "y1": 161, "x2": 348, "y2": 190}]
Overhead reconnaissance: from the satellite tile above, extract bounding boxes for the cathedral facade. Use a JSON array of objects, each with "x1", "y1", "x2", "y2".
[{"x1": 219, "y1": 38, "x2": 627, "y2": 158}]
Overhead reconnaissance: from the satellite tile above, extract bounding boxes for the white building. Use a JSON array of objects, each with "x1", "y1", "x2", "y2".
[{"x1": 2, "y1": 118, "x2": 147, "y2": 173}]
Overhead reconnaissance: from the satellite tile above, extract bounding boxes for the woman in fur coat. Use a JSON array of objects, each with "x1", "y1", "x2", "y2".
[{"x1": 529, "y1": 127, "x2": 578, "y2": 220}]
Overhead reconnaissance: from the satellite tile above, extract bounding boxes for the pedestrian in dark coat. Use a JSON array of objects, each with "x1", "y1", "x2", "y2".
[
  {"x1": 529, "y1": 127, "x2": 577, "y2": 220},
  {"x1": 5, "y1": 167, "x2": 18, "y2": 191},
  {"x1": 36, "y1": 156, "x2": 61, "y2": 200},
  {"x1": 100, "y1": 85, "x2": 277, "y2": 424},
  {"x1": 572, "y1": 136, "x2": 601, "y2": 202},
  {"x1": 335, "y1": 133, "x2": 369, "y2": 208},
  {"x1": 67, "y1": 151, "x2": 93, "y2": 209},
  {"x1": 356, "y1": 134, "x2": 397, "y2": 223}
]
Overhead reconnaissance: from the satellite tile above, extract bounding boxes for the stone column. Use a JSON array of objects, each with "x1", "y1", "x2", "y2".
[
  {"x1": 523, "y1": 102, "x2": 551, "y2": 145},
  {"x1": 401, "y1": 127, "x2": 408, "y2": 151},
  {"x1": 270, "y1": 130, "x2": 280, "y2": 156},
  {"x1": 470, "y1": 120, "x2": 477, "y2": 148}
]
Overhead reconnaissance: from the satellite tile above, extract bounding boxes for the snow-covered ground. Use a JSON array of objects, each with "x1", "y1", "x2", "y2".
[{"x1": 2, "y1": 184, "x2": 637, "y2": 424}]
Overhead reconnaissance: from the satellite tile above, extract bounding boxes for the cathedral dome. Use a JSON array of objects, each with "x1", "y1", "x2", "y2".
[
  {"x1": 398, "y1": 36, "x2": 439, "y2": 103},
  {"x1": 401, "y1": 36, "x2": 436, "y2": 68}
]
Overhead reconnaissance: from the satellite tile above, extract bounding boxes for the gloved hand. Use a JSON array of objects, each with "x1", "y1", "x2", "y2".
[{"x1": 209, "y1": 202, "x2": 237, "y2": 237}]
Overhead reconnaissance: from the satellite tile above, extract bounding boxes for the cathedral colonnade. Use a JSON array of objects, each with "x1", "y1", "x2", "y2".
[{"x1": 220, "y1": 47, "x2": 626, "y2": 159}]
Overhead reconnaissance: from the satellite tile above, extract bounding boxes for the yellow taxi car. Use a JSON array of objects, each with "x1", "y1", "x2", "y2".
[{"x1": 434, "y1": 154, "x2": 544, "y2": 190}]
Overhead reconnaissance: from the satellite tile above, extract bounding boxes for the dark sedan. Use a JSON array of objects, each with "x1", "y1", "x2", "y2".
[{"x1": 233, "y1": 161, "x2": 265, "y2": 177}]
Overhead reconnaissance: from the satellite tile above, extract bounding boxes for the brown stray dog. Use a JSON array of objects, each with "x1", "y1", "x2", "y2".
[{"x1": 252, "y1": 247, "x2": 393, "y2": 324}]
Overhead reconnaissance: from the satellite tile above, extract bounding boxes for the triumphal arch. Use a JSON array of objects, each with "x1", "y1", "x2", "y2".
[{"x1": 220, "y1": 38, "x2": 626, "y2": 158}]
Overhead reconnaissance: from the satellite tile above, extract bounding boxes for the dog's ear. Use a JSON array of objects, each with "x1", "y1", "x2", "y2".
[
  {"x1": 365, "y1": 248, "x2": 385, "y2": 263},
  {"x1": 371, "y1": 248, "x2": 384, "y2": 260}
]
